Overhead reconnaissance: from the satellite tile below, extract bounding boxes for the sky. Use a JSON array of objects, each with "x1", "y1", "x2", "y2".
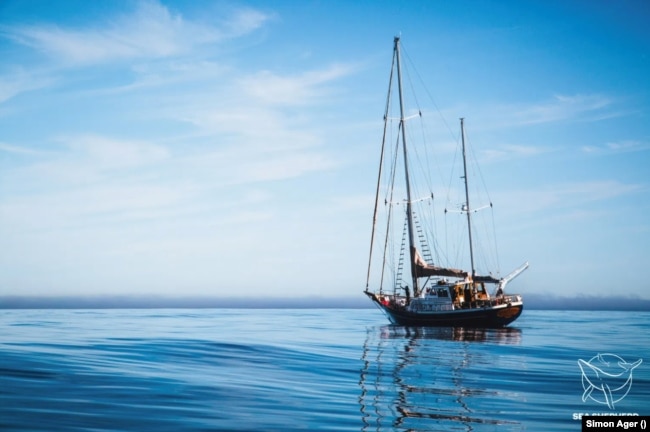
[{"x1": 0, "y1": 0, "x2": 649, "y2": 302}]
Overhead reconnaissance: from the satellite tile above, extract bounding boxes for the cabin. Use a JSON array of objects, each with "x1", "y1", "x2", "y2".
[{"x1": 406, "y1": 281, "x2": 492, "y2": 312}]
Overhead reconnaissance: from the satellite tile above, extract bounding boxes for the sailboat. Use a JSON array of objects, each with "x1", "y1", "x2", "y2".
[{"x1": 364, "y1": 37, "x2": 528, "y2": 327}]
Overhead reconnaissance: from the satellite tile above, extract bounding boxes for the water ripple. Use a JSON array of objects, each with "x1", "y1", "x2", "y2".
[{"x1": 1, "y1": 309, "x2": 648, "y2": 431}]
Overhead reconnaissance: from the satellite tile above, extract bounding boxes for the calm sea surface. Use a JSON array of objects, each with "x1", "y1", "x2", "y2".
[{"x1": 1, "y1": 309, "x2": 648, "y2": 431}]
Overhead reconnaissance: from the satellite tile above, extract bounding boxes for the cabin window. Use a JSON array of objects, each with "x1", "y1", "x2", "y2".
[{"x1": 437, "y1": 288, "x2": 449, "y2": 297}]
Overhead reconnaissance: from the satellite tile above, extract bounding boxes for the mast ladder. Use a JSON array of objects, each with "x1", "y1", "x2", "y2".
[{"x1": 413, "y1": 211, "x2": 433, "y2": 265}]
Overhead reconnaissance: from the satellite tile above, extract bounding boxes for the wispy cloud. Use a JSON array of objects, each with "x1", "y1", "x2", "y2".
[
  {"x1": 1, "y1": 0, "x2": 346, "y2": 190},
  {"x1": 239, "y1": 64, "x2": 357, "y2": 106},
  {"x1": 90, "y1": 60, "x2": 231, "y2": 96},
  {"x1": 0, "y1": 141, "x2": 50, "y2": 156},
  {"x1": 582, "y1": 139, "x2": 650, "y2": 154},
  {"x1": 5, "y1": 135, "x2": 170, "y2": 187},
  {"x1": 0, "y1": 1, "x2": 272, "y2": 106},
  {"x1": 63, "y1": 134, "x2": 170, "y2": 169},
  {"x1": 510, "y1": 93, "x2": 621, "y2": 125},
  {"x1": 479, "y1": 144, "x2": 553, "y2": 162},
  {"x1": 469, "y1": 93, "x2": 625, "y2": 130},
  {"x1": 220, "y1": 6, "x2": 273, "y2": 37},
  {"x1": 172, "y1": 138, "x2": 338, "y2": 188},
  {"x1": 0, "y1": 1, "x2": 352, "y2": 247},
  {"x1": 0, "y1": 127, "x2": 337, "y2": 236},
  {"x1": 0, "y1": 68, "x2": 54, "y2": 104},
  {"x1": 2, "y1": 1, "x2": 270, "y2": 65},
  {"x1": 504, "y1": 180, "x2": 644, "y2": 216},
  {"x1": 151, "y1": 62, "x2": 353, "y2": 186}
]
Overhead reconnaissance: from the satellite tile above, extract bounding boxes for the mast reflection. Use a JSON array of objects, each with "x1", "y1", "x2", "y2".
[{"x1": 359, "y1": 326, "x2": 522, "y2": 431}]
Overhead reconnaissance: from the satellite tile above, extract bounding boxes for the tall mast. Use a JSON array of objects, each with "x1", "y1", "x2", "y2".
[
  {"x1": 394, "y1": 36, "x2": 419, "y2": 296},
  {"x1": 460, "y1": 118, "x2": 476, "y2": 277}
]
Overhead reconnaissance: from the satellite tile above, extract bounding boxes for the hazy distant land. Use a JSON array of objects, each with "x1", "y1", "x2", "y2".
[{"x1": 1, "y1": 294, "x2": 648, "y2": 311}]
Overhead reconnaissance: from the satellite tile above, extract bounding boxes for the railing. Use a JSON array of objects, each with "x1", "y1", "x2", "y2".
[{"x1": 503, "y1": 294, "x2": 522, "y2": 304}]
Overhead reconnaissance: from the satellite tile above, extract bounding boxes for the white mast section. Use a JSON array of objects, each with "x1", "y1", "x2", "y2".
[{"x1": 394, "y1": 36, "x2": 420, "y2": 297}]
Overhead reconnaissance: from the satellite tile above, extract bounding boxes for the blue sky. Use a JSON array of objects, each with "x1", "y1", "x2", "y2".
[{"x1": 1, "y1": 0, "x2": 648, "y2": 301}]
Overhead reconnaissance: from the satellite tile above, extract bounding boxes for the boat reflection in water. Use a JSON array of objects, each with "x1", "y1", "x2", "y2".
[{"x1": 359, "y1": 325, "x2": 523, "y2": 431}]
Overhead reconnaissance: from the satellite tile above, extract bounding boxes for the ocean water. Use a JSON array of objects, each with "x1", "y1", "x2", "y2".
[{"x1": 1, "y1": 309, "x2": 648, "y2": 431}]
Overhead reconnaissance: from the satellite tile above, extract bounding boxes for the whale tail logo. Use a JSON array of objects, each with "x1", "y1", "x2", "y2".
[{"x1": 578, "y1": 353, "x2": 642, "y2": 410}]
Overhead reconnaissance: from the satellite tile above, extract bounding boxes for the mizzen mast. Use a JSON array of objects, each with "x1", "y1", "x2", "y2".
[{"x1": 460, "y1": 118, "x2": 476, "y2": 278}]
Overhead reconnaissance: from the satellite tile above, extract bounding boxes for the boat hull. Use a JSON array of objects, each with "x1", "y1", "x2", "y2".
[{"x1": 365, "y1": 291, "x2": 523, "y2": 327}]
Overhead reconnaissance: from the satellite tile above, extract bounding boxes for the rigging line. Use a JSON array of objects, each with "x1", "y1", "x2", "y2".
[
  {"x1": 401, "y1": 43, "x2": 457, "y2": 144},
  {"x1": 387, "y1": 124, "x2": 402, "y2": 203},
  {"x1": 403, "y1": 117, "x2": 437, "y2": 207},
  {"x1": 379, "y1": 122, "x2": 403, "y2": 293},
  {"x1": 424, "y1": 198, "x2": 442, "y2": 265},
  {"x1": 464, "y1": 127, "x2": 493, "y2": 203},
  {"x1": 396, "y1": 42, "x2": 455, "y2": 227},
  {"x1": 451, "y1": 212, "x2": 466, "y2": 269},
  {"x1": 444, "y1": 207, "x2": 469, "y2": 270},
  {"x1": 383, "y1": 96, "x2": 402, "y2": 204},
  {"x1": 366, "y1": 46, "x2": 396, "y2": 291},
  {"x1": 445, "y1": 204, "x2": 492, "y2": 214},
  {"x1": 397, "y1": 44, "x2": 422, "y2": 115},
  {"x1": 444, "y1": 208, "x2": 448, "y2": 266},
  {"x1": 431, "y1": 200, "x2": 452, "y2": 266},
  {"x1": 383, "y1": 117, "x2": 398, "y2": 203},
  {"x1": 429, "y1": 198, "x2": 444, "y2": 264},
  {"x1": 444, "y1": 129, "x2": 462, "y2": 212},
  {"x1": 401, "y1": 42, "x2": 464, "y2": 220},
  {"x1": 463, "y1": 124, "x2": 500, "y2": 273},
  {"x1": 465, "y1": 207, "x2": 497, "y2": 276},
  {"x1": 396, "y1": 45, "x2": 440, "y2": 196},
  {"x1": 418, "y1": 117, "x2": 438, "y2": 193},
  {"x1": 491, "y1": 205, "x2": 501, "y2": 276}
]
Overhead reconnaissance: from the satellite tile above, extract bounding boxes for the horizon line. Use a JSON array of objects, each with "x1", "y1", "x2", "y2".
[{"x1": 1, "y1": 294, "x2": 649, "y2": 311}]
